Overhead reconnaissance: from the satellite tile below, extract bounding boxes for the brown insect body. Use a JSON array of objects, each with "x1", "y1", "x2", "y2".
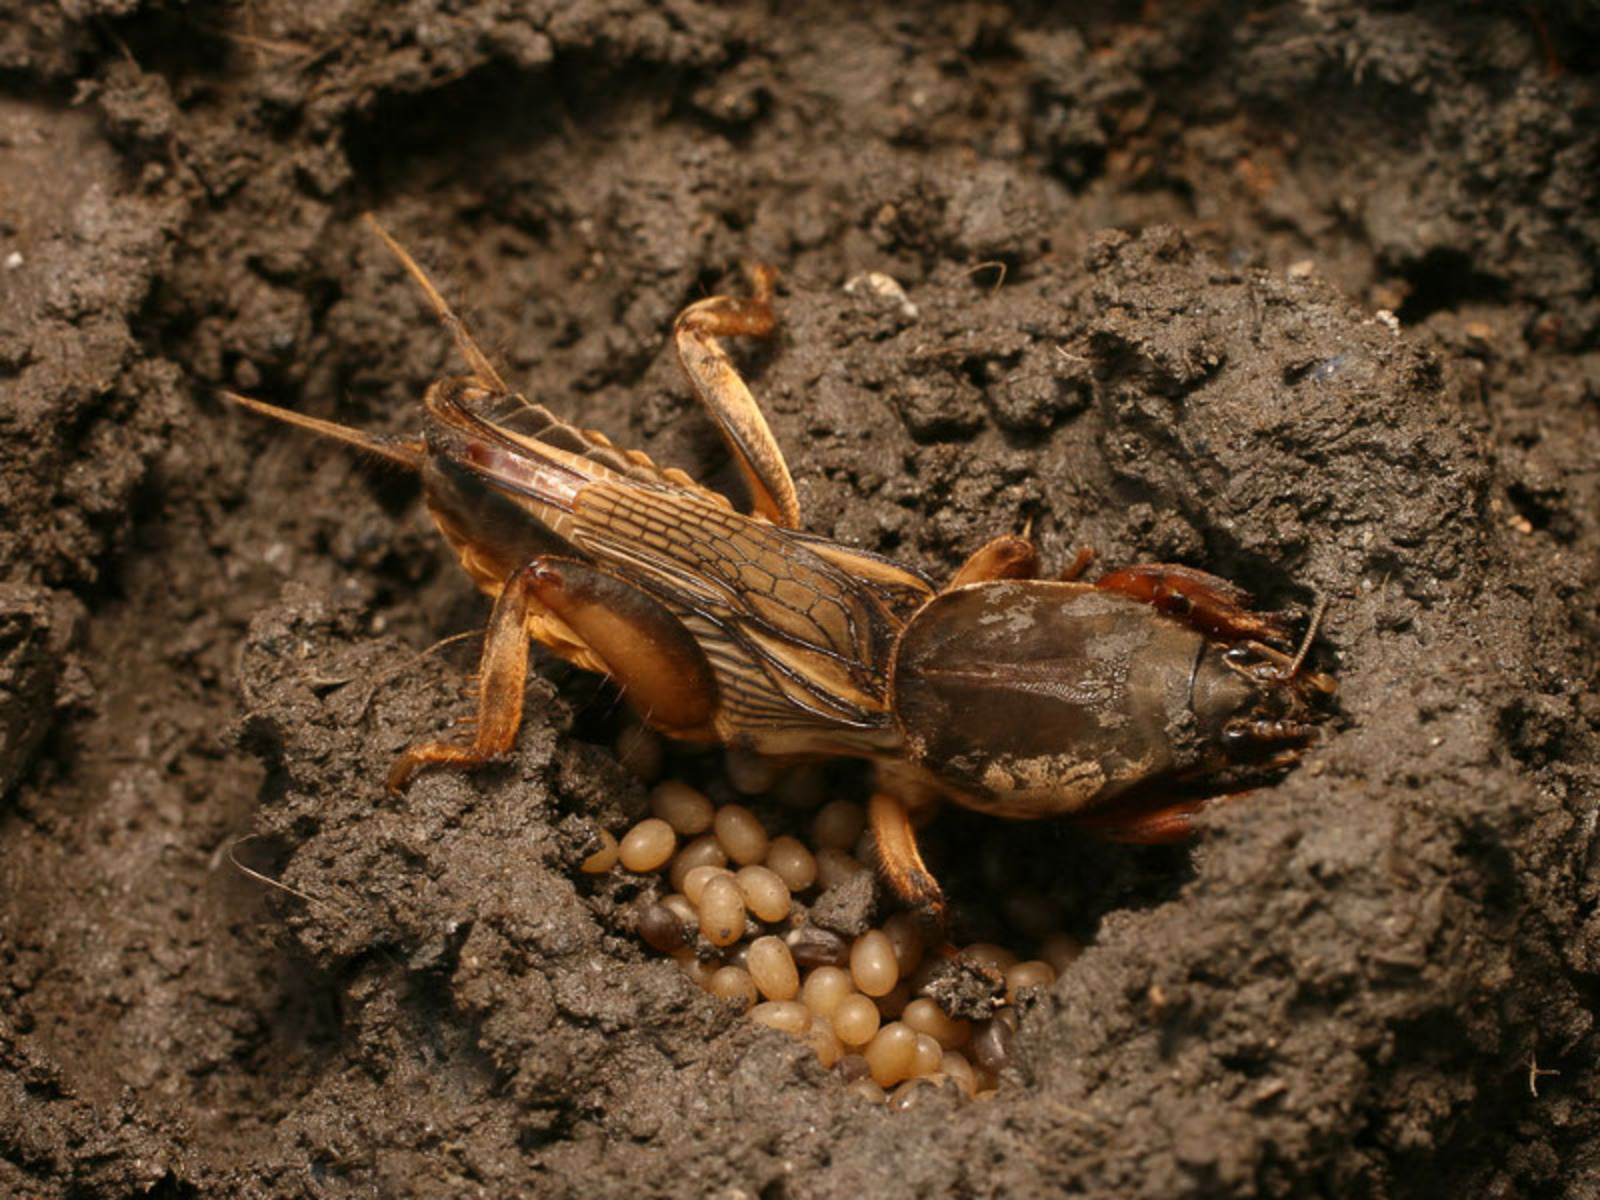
[
  {"x1": 890, "y1": 582, "x2": 1330, "y2": 821},
  {"x1": 230, "y1": 218, "x2": 1335, "y2": 916}
]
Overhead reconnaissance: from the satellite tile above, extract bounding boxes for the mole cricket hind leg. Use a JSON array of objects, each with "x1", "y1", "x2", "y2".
[
  {"x1": 387, "y1": 557, "x2": 719, "y2": 792},
  {"x1": 1093, "y1": 563, "x2": 1290, "y2": 645},
  {"x1": 673, "y1": 264, "x2": 803, "y2": 529},
  {"x1": 869, "y1": 791, "x2": 947, "y2": 923},
  {"x1": 520, "y1": 558, "x2": 720, "y2": 738},
  {"x1": 388, "y1": 561, "x2": 545, "y2": 791},
  {"x1": 947, "y1": 535, "x2": 1040, "y2": 588}
]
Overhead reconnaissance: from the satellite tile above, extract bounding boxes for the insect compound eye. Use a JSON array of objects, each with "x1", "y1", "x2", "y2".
[
  {"x1": 1154, "y1": 589, "x2": 1192, "y2": 616},
  {"x1": 1225, "y1": 645, "x2": 1265, "y2": 672},
  {"x1": 1224, "y1": 643, "x2": 1287, "y2": 683},
  {"x1": 1220, "y1": 723, "x2": 1254, "y2": 758}
]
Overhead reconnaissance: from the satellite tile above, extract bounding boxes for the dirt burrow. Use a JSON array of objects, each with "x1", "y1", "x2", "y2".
[{"x1": 0, "y1": 3, "x2": 1597, "y2": 1198}]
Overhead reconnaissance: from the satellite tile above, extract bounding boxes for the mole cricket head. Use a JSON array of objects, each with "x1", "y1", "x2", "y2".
[{"x1": 1194, "y1": 630, "x2": 1338, "y2": 767}]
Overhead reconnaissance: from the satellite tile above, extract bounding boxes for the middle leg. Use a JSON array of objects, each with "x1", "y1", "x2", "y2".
[{"x1": 869, "y1": 791, "x2": 947, "y2": 921}]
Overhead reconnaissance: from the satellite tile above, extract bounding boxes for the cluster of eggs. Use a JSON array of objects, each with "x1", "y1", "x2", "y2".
[{"x1": 582, "y1": 727, "x2": 1082, "y2": 1108}]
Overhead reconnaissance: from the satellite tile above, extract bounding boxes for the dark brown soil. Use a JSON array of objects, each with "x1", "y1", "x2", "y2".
[{"x1": 3, "y1": 2, "x2": 1598, "y2": 1196}]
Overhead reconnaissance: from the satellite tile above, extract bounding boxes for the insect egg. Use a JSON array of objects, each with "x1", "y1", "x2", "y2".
[
  {"x1": 682, "y1": 864, "x2": 732, "y2": 906},
  {"x1": 763, "y1": 835, "x2": 817, "y2": 891},
  {"x1": 580, "y1": 829, "x2": 620, "y2": 874},
  {"x1": 637, "y1": 903, "x2": 688, "y2": 954},
  {"x1": 713, "y1": 803, "x2": 770, "y2": 865},
  {"x1": 863, "y1": 1022, "x2": 918, "y2": 1087},
  {"x1": 615, "y1": 724, "x2": 664, "y2": 782},
  {"x1": 706, "y1": 966, "x2": 759, "y2": 1010},
  {"x1": 831, "y1": 994, "x2": 881, "y2": 1047},
  {"x1": 650, "y1": 780, "x2": 714, "y2": 835},
  {"x1": 668, "y1": 834, "x2": 728, "y2": 891},
  {"x1": 735, "y1": 865, "x2": 792, "y2": 922},
  {"x1": 799, "y1": 966, "x2": 854, "y2": 1021},
  {"x1": 610, "y1": 761, "x2": 1079, "y2": 1106},
  {"x1": 1004, "y1": 959, "x2": 1058, "y2": 1003},
  {"x1": 698, "y1": 874, "x2": 747, "y2": 947},
  {"x1": 748, "y1": 1001, "x2": 811, "y2": 1035},
  {"x1": 619, "y1": 818, "x2": 676, "y2": 872},
  {"x1": 804, "y1": 1015, "x2": 843, "y2": 1068},
  {"x1": 811, "y1": 799, "x2": 865, "y2": 850},
  {"x1": 849, "y1": 930, "x2": 899, "y2": 997},
  {"x1": 746, "y1": 936, "x2": 800, "y2": 1002}
]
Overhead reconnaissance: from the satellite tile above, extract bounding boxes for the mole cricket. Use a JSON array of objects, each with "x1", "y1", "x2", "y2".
[{"x1": 228, "y1": 215, "x2": 1335, "y2": 918}]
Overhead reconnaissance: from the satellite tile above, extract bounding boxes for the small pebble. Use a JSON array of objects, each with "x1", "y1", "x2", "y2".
[{"x1": 619, "y1": 818, "x2": 676, "y2": 872}]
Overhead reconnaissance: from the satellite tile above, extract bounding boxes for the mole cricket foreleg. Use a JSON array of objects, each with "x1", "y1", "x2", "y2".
[
  {"x1": 388, "y1": 562, "x2": 545, "y2": 791},
  {"x1": 1070, "y1": 793, "x2": 1213, "y2": 844},
  {"x1": 1093, "y1": 563, "x2": 1290, "y2": 645}
]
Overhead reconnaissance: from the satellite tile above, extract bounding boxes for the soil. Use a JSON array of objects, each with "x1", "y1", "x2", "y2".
[{"x1": 2, "y1": 2, "x2": 1598, "y2": 1197}]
